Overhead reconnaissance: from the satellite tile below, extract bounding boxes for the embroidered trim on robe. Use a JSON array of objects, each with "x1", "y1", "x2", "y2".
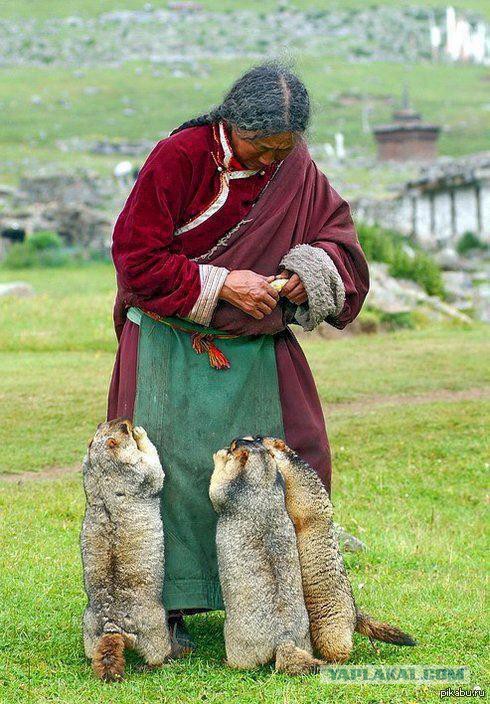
[
  {"x1": 174, "y1": 121, "x2": 259, "y2": 237},
  {"x1": 186, "y1": 263, "x2": 230, "y2": 326}
]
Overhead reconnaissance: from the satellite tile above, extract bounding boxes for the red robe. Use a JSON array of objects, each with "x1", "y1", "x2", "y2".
[
  {"x1": 109, "y1": 121, "x2": 369, "y2": 492},
  {"x1": 112, "y1": 122, "x2": 277, "y2": 326}
]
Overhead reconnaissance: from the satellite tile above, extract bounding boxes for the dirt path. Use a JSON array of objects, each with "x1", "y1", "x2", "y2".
[
  {"x1": 0, "y1": 463, "x2": 81, "y2": 484},
  {"x1": 1, "y1": 386, "x2": 487, "y2": 483},
  {"x1": 323, "y1": 386, "x2": 489, "y2": 416}
]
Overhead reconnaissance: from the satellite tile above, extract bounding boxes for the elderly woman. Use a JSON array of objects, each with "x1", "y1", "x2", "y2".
[{"x1": 108, "y1": 63, "x2": 369, "y2": 649}]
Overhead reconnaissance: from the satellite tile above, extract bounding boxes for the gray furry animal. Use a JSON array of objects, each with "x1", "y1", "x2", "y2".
[
  {"x1": 209, "y1": 436, "x2": 323, "y2": 675},
  {"x1": 80, "y1": 419, "x2": 173, "y2": 681},
  {"x1": 262, "y1": 437, "x2": 416, "y2": 663}
]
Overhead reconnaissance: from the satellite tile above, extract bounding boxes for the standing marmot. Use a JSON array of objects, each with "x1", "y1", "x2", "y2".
[
  {"x1": 80, "y1": 419, "x2": 173, "y2": 681},
  {"x1": 262, "y1": 437, "x2": 416, "y2": 663},
  {"x1": 209, "y1": 436, "x2": 323, "y2": 675}
]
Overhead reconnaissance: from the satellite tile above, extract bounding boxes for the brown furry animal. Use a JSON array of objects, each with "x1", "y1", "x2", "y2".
[
  {"x1": 262, "y1": 437, "x2": 416, "y2": 663},
  {"x1": 80, "y1": 419, "x2": 173, "y2": 681},
  {"x1": 210, "y1": 437, "x2": 323, "y2": 675}
]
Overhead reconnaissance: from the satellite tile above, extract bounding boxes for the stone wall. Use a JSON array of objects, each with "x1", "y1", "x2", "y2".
[
  {"x1": 353, "y1": 153, "x2": 490, "y2": 247},
  {"x1": 0, "y1": 172, "x2": 121, "y2": 254}
]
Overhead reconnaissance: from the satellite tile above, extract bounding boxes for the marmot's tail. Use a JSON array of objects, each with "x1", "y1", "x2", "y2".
[
  {"x1": 356, "y1": 611, "x2": 416, "y2": 646},
  {"x1": 275, "y1": 642, "x2": 324, "y2": 675},
  {"x1": 92, "y1": 633, "x2": 126, "y2": 681}
]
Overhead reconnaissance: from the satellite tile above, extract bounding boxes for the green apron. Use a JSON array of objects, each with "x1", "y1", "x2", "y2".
[{"x1": 128, "y1": 307, "x2": 285, "y2": 611}]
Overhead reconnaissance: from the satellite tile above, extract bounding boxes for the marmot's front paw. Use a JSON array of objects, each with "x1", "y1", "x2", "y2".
[
  {"x1": 133, "y1": 426, "x2": 148, "y2": 450},
  {"x1": 133, "y1": 426, "x2": 147, "y2": 440}
]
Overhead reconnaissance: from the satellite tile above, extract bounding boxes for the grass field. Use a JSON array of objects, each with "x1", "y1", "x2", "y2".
[
  {"x1": 1, "y1": 0, "x2": 489, "y2": 21},
  {"x1": 1, "y1": 264, "x2": 489, "y2": 472},
  {"x1": 0, "y1": 263, "x2": 489, "y2": 702}
]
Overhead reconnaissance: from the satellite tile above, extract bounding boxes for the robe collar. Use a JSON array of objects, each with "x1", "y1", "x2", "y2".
[
  {"x1": 212, "y1": 121, "x2": 268, "y2": 178},
  {"x1": 174, "y1": 122, "x2": 271, "y2": 238}
]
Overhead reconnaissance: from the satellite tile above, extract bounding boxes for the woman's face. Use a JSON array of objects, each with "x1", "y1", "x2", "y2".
[{"x1": 230, "y1": 127, "x2": 300, "y2": 170}]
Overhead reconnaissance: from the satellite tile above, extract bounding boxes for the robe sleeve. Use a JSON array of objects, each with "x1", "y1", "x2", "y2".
[
  {"x1": 111, "y1": 139, "x2": 228, "y2": 324},
  {"x1": 279, "y1": 175, "x2": 369, "y2": 331},
  {"x1": 209, "y1": 298, "x2": 290, "y2": 336}
]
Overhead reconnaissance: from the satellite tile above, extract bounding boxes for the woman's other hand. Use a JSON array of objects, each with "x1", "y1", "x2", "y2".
[
  {"x1": 276, "y1": 269, "x2": 308, "y2": 305},
  {"x1": 219, "y1": 270, "x2": 279, "y2": 319}
]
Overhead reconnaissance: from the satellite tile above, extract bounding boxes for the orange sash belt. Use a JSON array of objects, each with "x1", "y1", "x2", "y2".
[{"x1": 143, "y1": 310, "x2": 239, "y2": 370}]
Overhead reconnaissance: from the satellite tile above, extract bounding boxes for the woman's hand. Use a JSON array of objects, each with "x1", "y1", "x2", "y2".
[
  {"x1": 219, "y1": 270, "x2": 279, "y2": 319},
  {"x1": 276, "y1": 269, "x2": 308, "y2": 305}
]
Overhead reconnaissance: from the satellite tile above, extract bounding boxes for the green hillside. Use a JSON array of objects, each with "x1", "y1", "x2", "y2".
[
  {"x1": 1, "y1": 1, "x2": 488, "y2": 189},
  {"x1": 2, "y1": 59, "x2": 488, "y2": 185},
  {"x1": 2, "y1": 0, "x2": 489, "y2": 21}
]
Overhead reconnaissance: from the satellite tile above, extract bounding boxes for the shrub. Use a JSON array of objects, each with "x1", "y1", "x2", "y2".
[
  {"x1": 389, "y1": 249, "x2": 445, "y2": 298},
  {"x1": 27, "y1": 230, "x2": 64, "y2": 251},
  {"x1": 357, "y1": 223, "x2": 397, "y2": 263},
  {"x1": 378, "y1": 310, "x2": 415, "y2": 331},
  {"x1": 360, "y1": 306, "x2": 430, "y2": 332},
  {"x1": 2, "y1": 244, "x2": 69, "y2": 269},
  {"x1": 357, "y1": 307, "x2": 381, "y2": 334},
  {"x1": 357, "y1": 222, "x2": 445, "y2": 298},
  {"x1": 1, "y1": 231, "x2": 110, "y2": 269},
  {"x1": 1, "y1": 231, "x2": 69, "y2": 269},
  {"x1": 456, "y1": 231, "x2": 489, "y2": 256}
]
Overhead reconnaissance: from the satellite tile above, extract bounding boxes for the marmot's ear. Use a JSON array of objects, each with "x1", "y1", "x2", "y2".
[
  {"x1": 107, "y1": 438, "x2": 118, "y2": 449},
  {"x1": 88, "y1": 438, "x2": 93, "y2": 449},
  {"x1": 236, "y1": 448, "x2": 249, "y2": 467},
  {"x1": 272, "y1": 438, "x2": 287, "y2": 452},
  {"x1": 119, "y1": 422, "x2": 130, "y2": 435}
]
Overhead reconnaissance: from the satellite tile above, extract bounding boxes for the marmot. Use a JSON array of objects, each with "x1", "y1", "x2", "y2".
[
  {"x1": 209, "y1": 436, "x2": 323, "y2": 675},
  {"x1": 262, "y1": 437, "x2": 416, "y2": 663},
  {"x1": 80, "y1": 419, "x2": 173, "y2": 681}
]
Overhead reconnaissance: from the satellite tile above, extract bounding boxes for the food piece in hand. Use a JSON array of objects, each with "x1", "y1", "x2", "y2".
[{"x1": 270, "y1": 278, "x2": 288, "y2": 292}]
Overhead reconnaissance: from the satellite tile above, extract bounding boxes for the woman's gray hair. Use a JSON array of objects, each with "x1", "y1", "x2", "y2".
[{"x1": 171, "y1": 62, "x2": 310, "y2": 137}]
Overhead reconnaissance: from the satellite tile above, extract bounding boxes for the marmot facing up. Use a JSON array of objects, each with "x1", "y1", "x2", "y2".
[
  {"x1": 209, "y1": 437, "x2": 323, "y2": 675},
  {"x1": 80, "y1": 419, "x2": 173, "y2": 681},
  {"x1": 262, "y1": 437, "x2": 416, "y2": 663}
]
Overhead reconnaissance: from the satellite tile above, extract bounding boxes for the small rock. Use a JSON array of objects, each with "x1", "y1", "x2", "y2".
[
  {"x1": 333, "y1": 523, "x2": 367, "y2": 553},
  {"x1": 435, "y1": 247, "x2": 463, "y2": 271},
  {"x1": 442, "y1": 270, "x2": 474, "y2": 304},
  {"x1": 114, "y1": 161, "x2": 133, "y2": 179},
  {"x1": 366, "y1": 261, "x2": 426, "y2": 313},
  {"x1": 0, "y1": 282, "x2": 35, "y2": 298},
  {"x1": 474, "y1": 283, "x2": 490, "y2": 323},
  {"x1": 0, "y1": 185, "x2": 17, "y2": 197}
]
